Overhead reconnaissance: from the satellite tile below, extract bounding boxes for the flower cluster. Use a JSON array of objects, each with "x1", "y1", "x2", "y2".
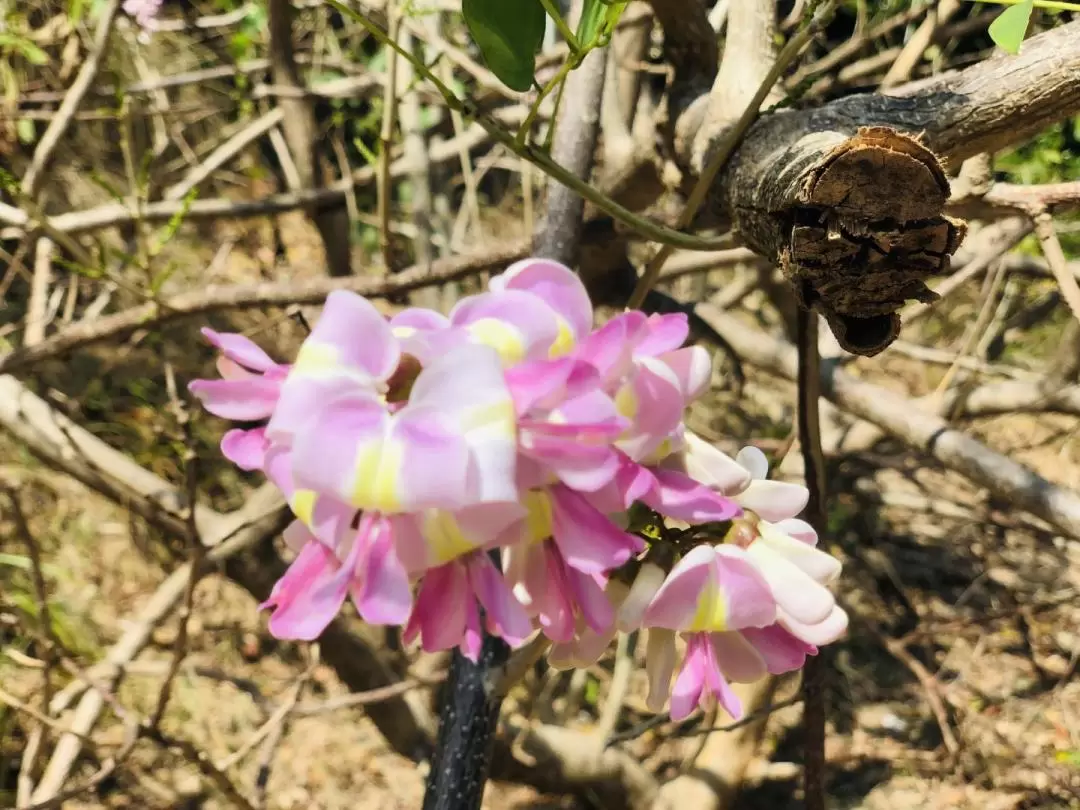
[{"x1": 190, "y1": 259, "x2": 847, "y2": 721}]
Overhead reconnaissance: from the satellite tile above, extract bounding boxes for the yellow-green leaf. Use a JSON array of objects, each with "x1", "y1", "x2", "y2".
[{"x1": 988, "y1": 0, "x2": 1034, "y2": 54}]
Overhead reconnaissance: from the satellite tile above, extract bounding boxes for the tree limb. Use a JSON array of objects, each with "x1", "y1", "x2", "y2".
[
  {"x1": 266, "y1": 0, "x2": 352, "y2": 276},
  {"x1": 690, "y1": 20, "x2": 1080, "y2": 356},
  {"x1": 692, "y1": 303, "x2": 1080, "y2": 540}
]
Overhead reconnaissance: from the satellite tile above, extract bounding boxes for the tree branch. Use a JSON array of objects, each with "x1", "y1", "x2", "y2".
[
  {"x1": 690, "y1": 20, "x2": 1080, "y2": 356},
  {"x1": 266, "y1": 0, "x2": 352, "y2": 276},
  {"x1": 692, "y1": 303, "x2": 1080, "y2": 540}
]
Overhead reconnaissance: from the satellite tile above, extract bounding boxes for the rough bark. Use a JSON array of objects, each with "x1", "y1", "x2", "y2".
[{"x1": 660, "y1": 19, "x2": 1080, "y2": 356}]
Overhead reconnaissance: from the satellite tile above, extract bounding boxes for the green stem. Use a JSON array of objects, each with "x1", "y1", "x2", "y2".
[
  {"x1": 968, "y1": 0, "x2": 1080, "y2": 11},
  {"x1": 538, "y1": 0, "x2": 581, "y2": 53},
  {"x1": 327, "y1": 0, "x2": 733, "y2": 252},
  {"x1": 516, "y1": 58, "x2": 575, "y2": 148}
]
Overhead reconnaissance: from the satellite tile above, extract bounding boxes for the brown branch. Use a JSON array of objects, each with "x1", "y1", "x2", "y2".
[
  {"x1": 0, "y1": 240, "x2": 528, "y2": 375},
  {"x1": 1, "y1": 487, "x2": 59, "y2": 807},
  {"x1": 693, "y1": 303, "x2": 1080, "y2": 540},
  {"x1": 0, "y1": 106, "x2": 529, "y2": 240},
  {"x1": 694, "y1": 0, "x2": 780, "y2": 158},
  {"x1": 1033, "y1": 210, "x2": 1080, "y2": 328},
  {"x1": 267, "y1": 0, "x2": 352, "y2": 276},
  {"x1": 796, "y1": 308, "x2": 828, "y2": 810},
  {"x1": 686, "y1": 20, "x2": 1080, "y2": 356},
  {"x1": 21, "y1": 0, "x2": 122, "y2": 197},
  {"x1": 28, "y1": 489, "x2": 288, "y2": 804}
]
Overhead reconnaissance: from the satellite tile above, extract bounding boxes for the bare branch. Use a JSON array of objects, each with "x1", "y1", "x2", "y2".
[
  {"x1": 0, "y1": 240, "x2": 529, "y2": 375},
  {"x1": 21, "y1": 0, "x2": 122, "y2": 197},
  {"x1": 267, "y1": 0, "x2": 352, "y2": 276},
  {"x1": 694, "y1": 303, "x2": 1080, "y2": 540}
]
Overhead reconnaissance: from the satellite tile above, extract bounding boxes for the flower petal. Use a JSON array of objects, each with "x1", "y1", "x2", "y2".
[
  {"x1": 645, "y1": 628, "x2": 677, "y2": 712},
  {"x1": 577, "y1": 311, "x2": 647, "y2": 380},
  {"x1": 468, "y1": 552, "x2": 534, "y2": 646},
  {"x1": 644, "y1": 545, "x2": 717, "y2": 630},
  {"x1": 301, "y1": 290, "x2": 400, "y2": 381},
  {"x1": 408, "y1": 343, "x2": 519, "y2": 504},
  {"x1": 351, "y1": 516, "x2": 412, "y2": 625},
  {"x1": 614, "y1": 357, "x2": 685, "y2": 462},
  {"x1": 741, "y1": 625, "x2": 816, "y2": 674},
  {"x1": 566, "y1": 567, "x2": 615, "y2": 635},
  {"x1": 290, "y1": 392, "x2": 470, "y2": 513},
  {"x1": 772, "y1": 517, "x2": 818, "y2": 546},
  {"x1": 550, "y1": 484, "x2": 644, "y2": 575},
  {"x1": 641, "y1": 467, "x2": 743, "y2": 523},
  {"x1": 220, "y1": 427, "x2": 269, "y2": 471},
  {"x1": 617, "y1": 562, "x2": 667, "y2": 632},
  {"x1": 635, "y1": 313, "x2": 689, "y2": 358},
  {"x1": 746, "y1": 535, "x2": 839, "y2": 623},
  {"x1": 645, "y1": 546, "x2": 776, "y2": 632},
  {"x1": 404, "y1": 562, "x2": 468, "y2": 653},
  {"x1": 734, "y1": 445, "x2": 768, "y2": 480},
  {"x1": 680, "y1": 432, "x2": 753, "y2": 494},
  {"x1": 491, "y1": 258, "x2": 593, "y2": 344},
  {"x1": 451, "y1": 289, "x2": 560, "y2": 365},
  {"x1": 710, "y1": 630, "x2": 767, "y2": 683},
  {"x1": 188, "y1": 377, "x2": 280, "y2": 421},
  {"x1": 737, "y1": 479, "x2": 809, "y2": 522},
  {"x1": 778, "y1": 603, "x2": 849, "y2": 646},
  {"x1": 659, "y1": 345, "x2": 712, "y2": 402},
  {"x1": 202, "y1": 327, "x2": 277, "y2": 372},
  {"x1": 393, "y1": 502, "x2": 527, "y2": 573},
  {"x1": 261, "y1": 540, "x2": 348, "y2": 641},
  {"x1": 670, "y1": 634, "x2": 708, "y2": 721}
]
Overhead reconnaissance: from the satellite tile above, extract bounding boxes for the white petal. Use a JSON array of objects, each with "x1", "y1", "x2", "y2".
[
  {"x1": 778, "y1": 604, "x2": 849, "y2": 646},
  {"x1": 737, "y1": 479, "x2": 809, "y2": 522},
  {"x1": 735, "y1": 445, "x2": 770, "y2": 481}
]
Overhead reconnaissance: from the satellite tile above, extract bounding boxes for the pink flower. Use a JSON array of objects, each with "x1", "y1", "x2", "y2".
[
  {"x1": 186, "y1": 256, "x2": 850, "y2": 687},
  {"x1": 123, "y1": 0, "x2": 163, "y2": 30},
  {"x1": 260, "y1": 512, "x2": 412, "y2": 639},
  {"x1": 638, "y1": 545, "x2": 778, "y2": 719},
  {"x1": 286, "y1": 342, "x2": 518, "y2": 513},
  {"x1": 502, "y1": 489, "x2": 628, "y2": 644},
  {"x1": 189, "y1": 328, "x2": 289, "y2": 423},
  {"x1": 189, "y1": 328, "x2": 290, "y2": 471},
  {"x1": 403, "y1": 551, "x2": 533, "y2": 661},
  {"x1": 707, "y1": 445, "x2": 848, "y2": 648}
]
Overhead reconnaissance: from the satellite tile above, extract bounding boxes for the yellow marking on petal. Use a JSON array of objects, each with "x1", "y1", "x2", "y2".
[
  {"x1": 392, "y1": 326, "x2": 417, "y2": 339},
  {"x1": 688, "y1": 582, "x2": 728, "y2": 632},
  {"x1": 290, "y1": 489, "x2": 317, "y2": 528},
  {"x1": 423, "y1": 510, "x2": 478, "y2": 565},
  {"x1": 523, "y1": 490, "x2": 554, "y2": 544},
  {"x1": 467, "y1": 318, "x2": 526, "y2": 365},
  {"x1": 350, "y1": 438, "x2": 403, "y2": 512},
  {"x1": 293, "y1": 341, "x2": 341, "y2": 373},
  {"x1": 615, "y1": 384, "x2": 638, "y2": 421},
  {"x1": 642, "y1": 437, "x2": 675, "y2": 465},
  {"x1": 461, "y1": 399, "x2": 518, "y2": 440},
  {"x1": 548, "y1": 318, "x2": 576, "y2": 358}
]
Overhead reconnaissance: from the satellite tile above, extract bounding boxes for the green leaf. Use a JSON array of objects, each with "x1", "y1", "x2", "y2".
[
  {"x1": 577, "y1": 0, "x2": 628, "y2": 49},
  {"x1": 462, "y1": 0, "x2": 546, "y2": 92},
  {"x1": 0, "y1": 33, "x2": 50, "y2": 65},
  {"x1": 69, "y1": 0, "x2": 86, "y2": 25},
  {"x1": 0, "y1": 552, "x2": 32, "y2": 570},
  {"x1": 16, "y1": 119, "x2": 35, "y2": 145},
  {"x1": 988, "y1": 0, "x2": 1034, "y2": 54}
]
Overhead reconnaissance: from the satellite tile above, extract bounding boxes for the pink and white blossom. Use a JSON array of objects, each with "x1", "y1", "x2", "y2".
[{"x1": 189, "y1": 258, "x2": 848, "y2": 692}]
